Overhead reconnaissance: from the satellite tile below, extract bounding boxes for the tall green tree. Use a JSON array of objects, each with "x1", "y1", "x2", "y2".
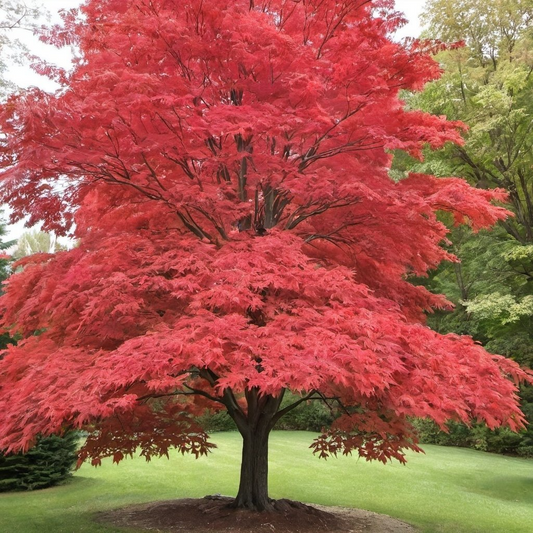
[
  {"x1": 0, "y1": 219, "x2": 15, "y2": 347},
  {"x1": 12, "y1": 229, "x2": 65, "y2": 260},
  {"x1": 398, "y1": 0, "x2": 533, "y2": 455},
  {"x1": 414, "y1": 0, "x2": 533, "y2": 355},
  {"x1": 417, "y1": 0, "x2": 533, "y2": 244}
]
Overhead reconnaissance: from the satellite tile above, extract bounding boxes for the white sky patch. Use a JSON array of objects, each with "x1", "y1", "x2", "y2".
[
  {"x1": 395, "y1": 0, "x2": 426, "y2": 38},
  {"x1": 5, "y1": 0, "x2": 80, "y2": 91}
]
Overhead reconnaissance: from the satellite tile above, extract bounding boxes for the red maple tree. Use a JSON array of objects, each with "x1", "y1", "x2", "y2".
[{"x1": 0, "y1": 0, "x2": 531, "y2": 511}]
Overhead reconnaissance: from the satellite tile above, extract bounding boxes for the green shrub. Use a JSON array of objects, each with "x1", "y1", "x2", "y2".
[
  {"x1": 412, "y1": 418, "x2": 533, "y2": 457},
  {"x1": 197, "y1": 410, "x2": 237, "y2": 432},
  {"x1": 517, "y1": 445, "x2": 533, "y2": 457},
  {"x1": 274, "y1": 394, "x2": 335, "y2": 431},
  {"x1": 0, "y1": 432, "x2": 79, "y2": 492}
]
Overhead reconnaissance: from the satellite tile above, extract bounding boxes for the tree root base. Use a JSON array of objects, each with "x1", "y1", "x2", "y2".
[{"x1": 96, "y1": 495, "x2": 418, "y2": 532}]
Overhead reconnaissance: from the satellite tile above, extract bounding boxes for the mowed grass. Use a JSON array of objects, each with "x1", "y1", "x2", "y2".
[{"x1": 0, "y1": 431, "x2": 532, "y2": 533}]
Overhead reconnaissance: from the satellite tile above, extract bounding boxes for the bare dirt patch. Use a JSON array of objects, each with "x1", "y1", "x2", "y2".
[{"x1": 97, "y1": 495, "x2": 418, "y2": 533}]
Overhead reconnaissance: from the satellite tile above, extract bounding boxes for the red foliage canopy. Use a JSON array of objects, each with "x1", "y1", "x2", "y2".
[{"x1": 0, "y1": 0, "x2": 531, "y2": 470}]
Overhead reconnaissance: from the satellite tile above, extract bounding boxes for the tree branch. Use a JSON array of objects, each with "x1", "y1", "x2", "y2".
[{"x1": 270, "y1": 390, "x2": 322, "y2": 425}]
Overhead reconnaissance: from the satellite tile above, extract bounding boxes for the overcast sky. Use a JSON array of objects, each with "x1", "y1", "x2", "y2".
[{"x1": 396, "y1": 0, "x2": 426, "y2": 38}]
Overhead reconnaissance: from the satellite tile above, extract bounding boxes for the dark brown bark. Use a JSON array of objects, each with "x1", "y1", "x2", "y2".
[
  {"x1": 225, "y1": 389, "x2": 285, "y2": 511},
  {"x1": 234, "y1": 421, "x2": 272, "y2": 511},
  {"x1": 219, "y1": 387, "x2": 329, "y2": 511}
]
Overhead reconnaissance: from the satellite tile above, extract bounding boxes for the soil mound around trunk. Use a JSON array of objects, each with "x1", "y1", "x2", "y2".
[{"x1": 96, "y1": 495, "x2": 418, "y2": 533}]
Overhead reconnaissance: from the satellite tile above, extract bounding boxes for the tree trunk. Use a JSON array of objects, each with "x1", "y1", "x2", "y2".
[
  {"x1": 226, "y1": 389, "x2": 284, "y2": 511},
  {"x1": 234, "y1": 423, "x2": 272, "y2": 511}
]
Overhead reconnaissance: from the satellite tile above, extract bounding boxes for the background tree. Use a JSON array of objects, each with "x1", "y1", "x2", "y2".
[
  {"x1": 395, "y1": 0, "x2": 533, "y2": 455},
  {"x1": 418, "y1": 0, "x2": 533, "y2": 244},
  {"x1": 0, "y1": 219, "x2": 14, "y2": 348},
  {"x1": 12, "y1": 229, "x2": 65, "y2": 260},
  {"x1": 0, "y1": 0, "x2": 531, "y2": 512}
]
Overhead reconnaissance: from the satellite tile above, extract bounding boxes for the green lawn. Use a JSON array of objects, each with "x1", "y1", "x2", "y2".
[{"x1": 1, "y1": 431, "x2": 532, "y2": 533}]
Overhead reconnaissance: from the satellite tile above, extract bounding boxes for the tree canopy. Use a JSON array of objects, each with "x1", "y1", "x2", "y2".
[{"x1": 0, "y1": 0, "x2": 531, "y2": 511}]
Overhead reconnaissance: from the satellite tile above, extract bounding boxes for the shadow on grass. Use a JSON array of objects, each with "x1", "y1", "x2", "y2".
[
  {"x1": 464, "y1": 475, "x2": 533, "y2": 503},
  {"x1": 66, "y1": 475, "x2": 102, "y2": 488}
]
